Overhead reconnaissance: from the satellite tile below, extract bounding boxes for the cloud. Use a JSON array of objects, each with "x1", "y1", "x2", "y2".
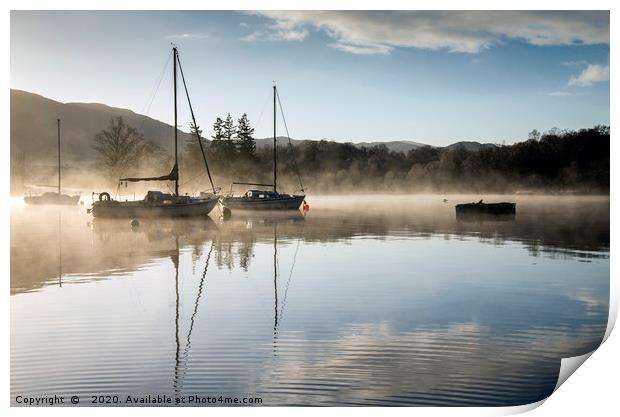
[
  {"x1": 328, "y1": 42, "x2": 393, "y2": 55},
  {"x1": 241, "y1": 28, "x2": 308, "y2": 42},
  {"x1": 275, "y1": 28, "x2": 308, "y2": 41},
  {"x1": 244, "y1": 11, "x2": 609, "y2": 55},
  {"x1": 561, "y1": 60, "x2": 589, "y2": 67},
  {"x1": 568, "y1": 64, "x2": 610, "y2": 86},
  {"x1": 545, "y1": 91, "x2": 573, "y2": 97},
  {"x1": 165, "y1": 33, "x2": 208, "y2": 40}
]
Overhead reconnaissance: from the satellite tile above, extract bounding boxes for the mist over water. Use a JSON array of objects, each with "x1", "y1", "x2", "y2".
[{"x1": 10, "y1": 195, "x2": 609, "y2": 406}]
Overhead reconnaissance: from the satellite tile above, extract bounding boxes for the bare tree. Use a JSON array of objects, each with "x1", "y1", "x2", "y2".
[{"x1": 93, "y1": 116, "x2": 162, "y2": 178}]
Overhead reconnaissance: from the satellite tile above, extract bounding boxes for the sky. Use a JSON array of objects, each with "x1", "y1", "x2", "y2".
[{"x1": 10, "y1": 10, "x2": 610, "y2": 146}]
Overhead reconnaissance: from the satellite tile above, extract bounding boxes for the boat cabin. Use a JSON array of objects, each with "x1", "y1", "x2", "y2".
[
  {"x1": 245, "y1": 190, "x2": 282, "y2": 199},
  {"x1": 145, "y1": 191, "x2": 172, "y2": 202},
  {"x1": 144, "y1": 191, "x2": 193, "y2": 205}
]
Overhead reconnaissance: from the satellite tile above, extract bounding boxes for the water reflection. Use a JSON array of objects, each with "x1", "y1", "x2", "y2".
[
  {"x1": 11, "y1": 196, "x2": 608, "y2": 294},
  {"x1": 10, "y1": 196, "x2": 609, "y2": 406}
]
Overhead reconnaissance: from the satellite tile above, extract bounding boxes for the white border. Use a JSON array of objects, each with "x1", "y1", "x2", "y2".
[{"x1": 3, "y1": 1, "x2": 617, "y2": 416}]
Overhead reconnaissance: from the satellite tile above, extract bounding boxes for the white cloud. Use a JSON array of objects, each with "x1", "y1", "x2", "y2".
[
  {"x1": 561, "y1": 60, "x2": 589, "y2": 67},
  {"x1": 166, "y1": 33, "x2": 208, "y2": 40},
  {"x1": 568, "y1": 64, "x2": 610, "y2": 86},
  {"x1": 545, "y1": 91, "x2": 573, "y2": 97},
  {"x1": 244, "y1": 11, "x2": 609, "y2": 55},
  {"x1": 241, "y1": 28, "x2": 308, "y2": 42},
  {"x1": 328, "y1": 42, "x2": 393, "y2": 55},
  {"x1": 275, "y1": 28, "x2": 308, "y2": 41}
]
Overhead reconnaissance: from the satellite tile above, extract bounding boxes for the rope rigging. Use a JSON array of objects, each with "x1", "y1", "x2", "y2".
[
  {"x1": 278, "y1": 237, "x2": 302, "y2": 325},
  {"x1": 175, "y1": 51, "x2": 217, "y2": 194},
  {"x1": 117, "y1": 51, "x2": 173, "y2": 188},
  {"x1": 275, "y1": 88, "x2": 305, "y2": 193},
  {"x1": 253, "y1": 88, "x2": 273, "y2": 133},
  {"x1": 140, "y1": 50, "x2": 172, "y2": 120}
]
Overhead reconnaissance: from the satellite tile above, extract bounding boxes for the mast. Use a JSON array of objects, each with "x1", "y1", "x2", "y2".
[
  {"x1": 273, "y1": 84, "x2": 277, "y2": 193},
  {"x1": 57, "y1": 118, "x2": 61, "y2": 194},
  {"x1": 173, "y1": 46, "x2": 179, "y2": 196},
  {"x1": 273, "y1": 224, "x2": 278, "y2": 330},
  {"x1": 176, "y1": 52, "x2": 216, "y2": 194}
]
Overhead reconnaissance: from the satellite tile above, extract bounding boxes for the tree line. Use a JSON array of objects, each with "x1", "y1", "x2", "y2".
[{"x1": 91, "y1": 116, "x2": 610, "y2": 194}]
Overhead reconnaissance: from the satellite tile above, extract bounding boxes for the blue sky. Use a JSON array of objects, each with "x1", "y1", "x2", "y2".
[{"x1": 10, "y1": 11, "x2": 610, "y2": 145}]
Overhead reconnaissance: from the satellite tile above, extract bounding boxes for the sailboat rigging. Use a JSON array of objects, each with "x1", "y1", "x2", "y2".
[
  {"x1": 173, "y1": 240, "x2": 215, "y2": 395},
  {"x1": 222, "y1": 84, "x2": 306, "y2": 210},
  {"x1": 24, "y1": 118, "x2": 80, "y2": 205},
  {"x1": 91, "y1": 46, "x2": 219, "y2": 218}
]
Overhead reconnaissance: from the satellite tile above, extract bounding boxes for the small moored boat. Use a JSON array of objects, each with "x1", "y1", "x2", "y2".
[
  {"x1": 24, "y1": 119, "x2": 80, "y2": 205},
  {"x1": 221, "y1": 84, "x2": 306, "y2": 211},
  {"x1": 25, "y1": 192, "x2": 80, "y2": 206},
  {"x1": 223, "y1": 189, "x2": 305, "y2": 210},
  {"x1": 455, "y1": 200, "x2": 516, "y2": 217},
  {"x1": 92, "y1": 191, "x2": 218, "y2": 218}
]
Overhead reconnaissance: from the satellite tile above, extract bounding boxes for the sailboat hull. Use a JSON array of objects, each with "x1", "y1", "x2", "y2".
[
  {"x1": 222, "y1": 195, "x2": 305, "y2": 210},
  {"x1": 92, "y1": 198, "x2": 219, "y2": 218},
  {"x1": 24, "y1": 193, "x2": 80, "y2": 206}
]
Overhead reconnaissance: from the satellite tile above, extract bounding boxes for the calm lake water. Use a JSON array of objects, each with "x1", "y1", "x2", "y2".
[{"x1": 10, "y1": 195, "x2": 609, "y2": 406}]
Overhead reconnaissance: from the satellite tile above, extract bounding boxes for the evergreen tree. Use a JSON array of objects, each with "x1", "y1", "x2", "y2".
[
  {"x1": 209, "y1": 117, "x2": 225, "y2": 161},
  {"x1": 236, "y1": 113, "x2": 256, "y2": 159},
  {"x1": 223, "y1": 113, "x2": 235, "y2": 141},
  {"x1": 221, "y1": 113, "x2": 237, "y2": 160},
  {"x1": 211, "y1": 117, "x2": 224, "y2": 142},
  {"x1": 183, "y1": 122, "x2": 208, "y2": 174}
]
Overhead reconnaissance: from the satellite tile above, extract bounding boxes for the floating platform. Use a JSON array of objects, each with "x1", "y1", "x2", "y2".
[{"x1": 455, "y1": 201, "x2": 516, "y2": 218}]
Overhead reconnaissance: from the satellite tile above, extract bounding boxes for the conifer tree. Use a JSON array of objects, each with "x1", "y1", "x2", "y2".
[
  {"x1": 236, "y1": 113, "x2": 256, "y2": 159},
  {"x1": 183, "y1": 122, "x2": 208, "y2": 174},
  {"x1": 209, "y1": 117, "x2": 226, "y2": 162},
  {"x1": 221, "y1": 113, "x2": 237, "y2": 160},
  {"x1": 211, "y1": 117, "x2": 224, "y2": 142}
]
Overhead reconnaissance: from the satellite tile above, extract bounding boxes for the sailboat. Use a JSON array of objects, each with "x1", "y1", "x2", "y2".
[
  {"x1": 91, "y1": 46, "x2": 219, "y2": 218},
  {"x1": 222, "y1": 85, "x2": 306, "y2": 210},
  {"x1": 24, "y1": 119, "x2": 80, "y2": 205}
]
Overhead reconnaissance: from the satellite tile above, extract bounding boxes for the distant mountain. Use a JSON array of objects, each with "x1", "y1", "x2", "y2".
[
  {"x1": 11, "y1": 89, "x2": 496, "y2": 165},
  {"x1": 446, "y1": 141, "x2": 497, "y2": 152},
  {"x1": 10, "y1": 89, "x2": 193, "y2": 163},
  {"x1": 354, "y1": 140, "x2": 428, "y2": 153},
  {"x1": 255, "y1": 136, "x2": 308, "y2": 149},
  {"x1": 257, "y1": 138, "x2": 499, "y2": 154},
  {"x1": 256, "y1": 137, "x2": 429, "y2": 153}
]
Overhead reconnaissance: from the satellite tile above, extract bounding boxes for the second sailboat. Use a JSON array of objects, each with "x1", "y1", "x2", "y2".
[{"x1": 222, "y1": 85, "x2": 306, "y2": 210}]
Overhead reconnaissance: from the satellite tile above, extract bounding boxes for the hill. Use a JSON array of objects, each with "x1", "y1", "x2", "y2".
[
  {"x1": 446, "y1": 141, "x2": 497, "y2": 152},
  {"x1": 9, "y1": 90, "x2": 608, "y2": 194},
  {"x1": 255, "y1": 136, "x2": 308, "y2": 149},
  {"x1": 10, "y1": 89, "x2": 193, "y2": 163},
  {"x1": 12, "y1": 89, "x2": 500, "y2": 163},
  {"x1": 255, "y1": 137, "x2": 428, "y2": 153},
  {"x1": 354, "y1": 140, "x2": 427, "y2": 153}
]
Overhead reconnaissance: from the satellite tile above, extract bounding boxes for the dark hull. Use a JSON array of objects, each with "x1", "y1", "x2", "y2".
[
  {"x1": 92, "y1": 198, "x2": 219, "y2": 218},
  {"x1": 222, "y1": 195, "x2": 305, "y2": 210},
  {"x1": 455, "y1": 202, "x2": 516, "y2": 216},
  {"x1": 456, "y1": 212, "x2": 516, "y2": 222},
  {"x1": 24, "y1": 194, "x2": 80, "y2": 206}
]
